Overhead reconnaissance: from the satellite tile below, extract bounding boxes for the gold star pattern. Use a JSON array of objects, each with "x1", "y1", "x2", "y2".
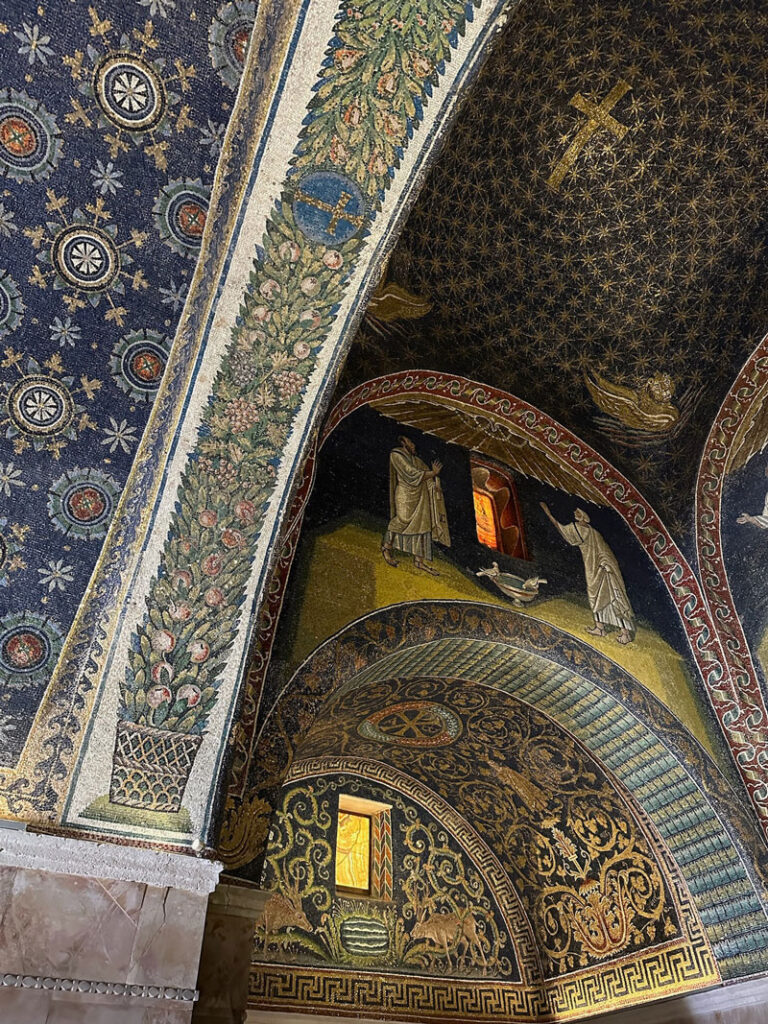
[
  {"x1": 340, "y1": 0, "x2": 768, "y2": 537},
  {"x1": 62, "y1": 8, "x2": 196, "y2": 171},
  {"x1": 24, "y1": 189, "x2": 147, "y2": 326}
]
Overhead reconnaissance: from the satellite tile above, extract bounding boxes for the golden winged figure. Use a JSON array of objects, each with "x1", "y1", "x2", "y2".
[
  {"x1": 585, "y1": 370, "x2": 680, "y2": 434},
  {"x1": 359, "y1": 251, "x2": 432, "y2": 350},
  {"x1": 366, "y1": 279, "x2": 432, "y2": 322}
]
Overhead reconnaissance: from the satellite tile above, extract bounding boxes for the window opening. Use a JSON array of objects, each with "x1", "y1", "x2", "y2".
[
  {"x1": 336, "y1": 794, "x2": 393, "y2": 900},
  {"x1": 471, "y1": 458, "x2": 529, "y2": 559},
  {"x1": 336, "y1": 810, "x2": 371, "y2": 894}
]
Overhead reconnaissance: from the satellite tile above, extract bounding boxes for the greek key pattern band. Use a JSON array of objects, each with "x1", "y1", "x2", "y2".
[{"x1": 250, "y1": 941, "x2": 716, "y2": 1022}]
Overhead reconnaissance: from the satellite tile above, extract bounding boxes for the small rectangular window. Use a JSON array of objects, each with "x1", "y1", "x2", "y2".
[
  {"x1": 471, "y1": 459, "x2": 529, "y2": 559},
  {"x1": 473, "y1": 488, "x2": 500, "y2": 549},
  {"x1": 335, "y1": 794, "x2": 392, "y2": 900}
]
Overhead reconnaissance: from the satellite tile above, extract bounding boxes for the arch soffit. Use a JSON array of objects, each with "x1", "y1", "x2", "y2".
[
  {"x1": 250, "y1": 600, "x2": 768, "y2": 950},
  {"x1": 278, "y1": 676, "x2": 723, "y2": 998},
  {"x1": 222, "y1": 373, "x2": 768, "y2": 862},
  {"x1": 696, "y1": 333, "x2": 768, "y2": 735},
  {"x1": 317, "y1": 372, "x2": 768, "y2": 832}
]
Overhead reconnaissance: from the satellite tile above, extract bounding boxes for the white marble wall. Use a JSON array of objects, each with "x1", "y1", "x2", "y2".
[
  {"x1": 0, "y1": 989, "x2": 194, "y2": 1024},
  {"x1": 0, "y1": 830, "x2": 220, "y2": 1023},
  {"x1": 0, "y1": 867, "x2": 206, "y2": 987}
]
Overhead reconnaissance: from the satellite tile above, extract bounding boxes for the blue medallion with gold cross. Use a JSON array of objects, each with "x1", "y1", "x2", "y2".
[{"x1": 292, "y1": 170, "x2": 367, "y2": 246}]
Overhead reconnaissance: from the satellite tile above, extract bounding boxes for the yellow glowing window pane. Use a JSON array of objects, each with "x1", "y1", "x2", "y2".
[
  {"x1": 336, "y1": 811, "x2": 370, "y2": 891},
  {"x1": 473, "y1": 489, "x2": 500, "y2": 549}
]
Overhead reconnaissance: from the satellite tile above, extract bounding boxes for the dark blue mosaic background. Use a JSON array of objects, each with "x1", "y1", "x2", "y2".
[{"x1": 0, "y1": 0, "x2": 256, "y2": 764}]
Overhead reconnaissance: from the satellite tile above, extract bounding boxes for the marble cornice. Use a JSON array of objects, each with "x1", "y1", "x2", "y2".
[{"x1": 0, "y1": 825, "x2": 221, "y2": 894}]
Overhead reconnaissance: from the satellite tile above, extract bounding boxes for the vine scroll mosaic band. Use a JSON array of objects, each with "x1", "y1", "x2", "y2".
[
  {"x1": 52, "y1": 0, "x2": 518, "y2": 844},
  {"x1": 696, "y1": 334, "x2": 768, "y2": 782}
]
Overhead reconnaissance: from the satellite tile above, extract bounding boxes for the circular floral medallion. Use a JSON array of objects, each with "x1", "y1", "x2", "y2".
[
  {"x1": 51, "y1": 224, "x2": 120, "y2": 292},
  {"x1": 0, "y1": 268, "x2": 23, "y2": 338},
  {"x1": 48, "y1": 467, "x2": 120, "y2": 541},
  {"x1": 110, "y1": 328, "x2": 171, "y2": 403},
  {"x1": 0, "y1": 89, "x2": 62, "y2": 182},
  {"x1": 7, "y1": 374, "x2": 74, "y2": 437},
  {"x1": 93, "y1": 53, "x2": 167, "y2": 132},
  {"x1": 292, "y1": 170, "x2": 366, "y2": 246},
  {"x1": 153, "y1": 179, "x2": 210, "y2": 257},
  {"x1": 358, "y1": 700, "x2": 462, "y2": 747},
  {"x1": 209, "y1": 0, "x2": 257, "y2": 89},
  {"x1": 0, "y1": 611, "x2": 63, "y2": 689}
]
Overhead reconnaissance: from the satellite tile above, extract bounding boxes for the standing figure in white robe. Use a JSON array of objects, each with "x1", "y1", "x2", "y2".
[
  {"x1": 541, "y1": 503, "x2": 635, "y2": 645},
  {"x1": 382, "y1": 436, "x2": 451, "y2": 576},
  {"x1": 737, "y1": 464, "x2": 768, "y2": 530}
]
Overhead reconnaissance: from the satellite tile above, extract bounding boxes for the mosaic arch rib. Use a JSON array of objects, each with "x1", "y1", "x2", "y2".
[
  {"x1": 39, "y1": 0, "x2": 520, "y2": 844},
  {"x1": 219, "y1": 370, "x2": 768, "y2": 848},
  {"x1": 696, "y1": 332, "x2": 768, "y2": 738},
  {"x1": 0, "y1": 0, "x2": 256, "y2": 813},
  {"x1": 0, "y1": 0, "x2": 305, "y2": 823},
  {"x1": 318, "y1": 370, "x2": 768, "y2": 835},
  {"x1": 225, "y1": 449, "x2": 318, "y2": 799}
]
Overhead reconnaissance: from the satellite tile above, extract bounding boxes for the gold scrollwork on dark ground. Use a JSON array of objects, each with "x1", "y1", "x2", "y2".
[
  {"x1": 232, "y1": 601, "x2": 768, "y2": 904},
  {"x1": 255, "y1": 775, "x2": 521, "y2": 980},
  {"x1": 293, "y1": 677, "x2": 708, "y2": 978},
  {"x1": 249, "y1": 677, "x2": 718, "y2": 1020}
]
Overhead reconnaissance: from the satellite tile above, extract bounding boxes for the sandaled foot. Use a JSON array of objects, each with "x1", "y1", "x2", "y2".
[
  {"x1": 381, "y1": 547, "x2": 398, "y2": 567},
  {"x1": 415, "y1": 561, "x2": 439, "y2": 577},
  {"x1": 616, "y1": 630, "x2": 633, "y2": 645},
  {"x1": 587, "y1": 625, "x2": 606, "y2": 636}
]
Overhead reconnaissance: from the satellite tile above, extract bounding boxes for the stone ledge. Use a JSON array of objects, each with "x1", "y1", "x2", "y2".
[
  {"x1": 0, "y1": 826, "x2": 221, "y2": 894},
  {"x1": 209, "y1": 880, "x2": 270, "y2": 918}
]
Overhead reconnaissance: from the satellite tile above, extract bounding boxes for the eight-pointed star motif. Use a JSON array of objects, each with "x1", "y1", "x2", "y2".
[{"x1": 69, "y1": 239, "x2": 106, "y2": 275}]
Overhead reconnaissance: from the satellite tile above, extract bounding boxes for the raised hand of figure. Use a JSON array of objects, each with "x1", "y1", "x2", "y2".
[
  {"x1": 431, "y1": 460, "x2": 443, "y2": 476},
  {"x1": 737, "y1": 513, "x2": 752, "y2": 525}
]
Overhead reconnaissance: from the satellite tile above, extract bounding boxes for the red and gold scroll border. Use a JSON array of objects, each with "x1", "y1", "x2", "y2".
[
  {"x1": 322, "y1": 371, "x2": 768, "y2": 836},
  {"x1": 222, "y1": 370, "x2": 768, "y2": 849},
  {"x1": 696, "y1": 337, "x2": 768, "y2": 813}
]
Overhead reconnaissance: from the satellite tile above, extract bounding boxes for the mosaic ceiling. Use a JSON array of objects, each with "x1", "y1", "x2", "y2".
[
  {"x1": 3, "y1": 0, "x2": 768, "y2": 866},
  {"x1": 0, "y1": 0, "x2": 253, "y2": 762},
  {"x1": 340, "y1": 0, "x2": 768, "y2": 538}
]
